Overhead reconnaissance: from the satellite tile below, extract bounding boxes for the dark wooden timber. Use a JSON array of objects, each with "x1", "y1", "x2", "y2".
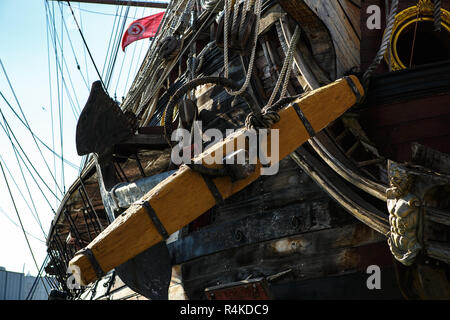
[{"x1": 290, "y1": 148, "x2": 389, "y2": 235}]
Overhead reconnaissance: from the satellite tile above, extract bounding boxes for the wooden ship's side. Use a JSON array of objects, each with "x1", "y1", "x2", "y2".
[{"x1": 45, "y1": 0, "x2": 450, "y2": 300}]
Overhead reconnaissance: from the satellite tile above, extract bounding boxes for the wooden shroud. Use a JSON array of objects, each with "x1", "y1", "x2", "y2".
[{"x1": 69, "y1": 76, "x2": 364, "y2": 285}]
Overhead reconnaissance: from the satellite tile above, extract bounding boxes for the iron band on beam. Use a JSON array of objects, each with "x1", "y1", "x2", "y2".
[
  {"x1": 344, "y1": 76, "x2": 363, "y2": 104},
  {"x1": 140, "y1": 200, "x2": 170, "y2": 240},
  {"x1": 291, "y1": 103, "x2": 316, "y2": 137},
  {"x1": 76, "y1": 248, "x2": 105, "y2": 279}
]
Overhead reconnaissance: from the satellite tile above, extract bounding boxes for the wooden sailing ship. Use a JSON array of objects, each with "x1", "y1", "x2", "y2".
[{"x1": 45, "y1": 0, "x2": 450, "y2": 300}]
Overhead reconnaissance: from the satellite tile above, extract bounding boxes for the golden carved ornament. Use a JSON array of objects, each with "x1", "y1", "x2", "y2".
[{"x1": 384, "y1": 0, "x2": 450, "y2": 71}]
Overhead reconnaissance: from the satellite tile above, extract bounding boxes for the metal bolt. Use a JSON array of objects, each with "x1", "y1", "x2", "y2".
[
  {"x1": 291, "y1": 216, "x2": 300, "y2": 229},
  {"x1": 234, "y1": 229, "x2": 245, "y2": 242}
]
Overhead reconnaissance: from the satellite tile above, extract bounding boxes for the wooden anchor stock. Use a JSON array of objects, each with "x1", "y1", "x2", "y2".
[{"x1": 69, "y1": 76, "x2": 364, "y2": 285}]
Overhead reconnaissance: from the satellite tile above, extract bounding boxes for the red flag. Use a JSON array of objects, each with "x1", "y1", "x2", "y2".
[{"x1": 121, "y1": 11, "x2": 165, "y2": 51}]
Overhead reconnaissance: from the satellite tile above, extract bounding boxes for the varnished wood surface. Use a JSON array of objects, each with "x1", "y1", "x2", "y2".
[{"x1": 69, "y1": 76, "x2": 364, "y2": 285}]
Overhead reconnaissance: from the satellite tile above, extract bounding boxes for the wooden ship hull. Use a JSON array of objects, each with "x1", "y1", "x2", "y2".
[{"x1": 45, "y1": 0, "x2": 450, "y2": 300}]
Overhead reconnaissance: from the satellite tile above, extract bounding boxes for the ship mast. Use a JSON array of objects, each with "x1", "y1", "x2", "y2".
[{"x1": 49, "y1": 0, "x2": 168, "y2": 9}]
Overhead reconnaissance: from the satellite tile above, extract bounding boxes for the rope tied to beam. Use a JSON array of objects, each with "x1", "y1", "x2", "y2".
[{"x1": 244, "y1": 25, "x2": 302, "y2": 130}]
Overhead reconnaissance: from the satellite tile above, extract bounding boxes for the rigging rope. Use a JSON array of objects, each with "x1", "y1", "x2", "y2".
[
  {"x1": 122, "y1": 36, "x2": 142, "y2": 98},
  {"x1": 25, "y1": 254, "x2": 50, "y2": 300},
  {"x1": 102, "y1": 5, "x2": 121, "y2": 80},
  {"x1": 434, "y1": 0, "x2": 442, "y2": 31},
  {"x1": 49, "y1": 0, "x2": 61, "y2": 205},
  {"x1": 45, "y1": 3, "x2": 58, "y2": 196},
  {"x1": 57, "y1": 4, "x2": 90, "y2": 91},
  {"x1": 66, "y1": 1, "x2": 108, "y2": 92},
  {"x1": 223, "y1": 0, "x2": 262, "y2": 96},
  {"x1": 59, "y1": 8, "x2": 66, "y2": 195},
  {"x1": 121, "y1": 7, "x2": 147, "y2": 99},
  {"x1": 135, "y1": 0, "x2": 221, "y2": 118},
  {"x1": 79, "y1": 3, "x2": 90, "y2": 85},
  {"x1": 114, "y1": 7, "x2": 138, "y2": 98},
  {"x1": 105, "y1": 4, "x2": 130, "y2": 89},
  {"x1": 0, "y1": 79, "x2": 78, "y2": 169},
  {"x1": 200, "y1": 0, "x2": 224, "y2": 12},
  {"x1": 0, "y1": 161, "x2": 49, "y2": 296},
  {"x1": 0, "y1": 110, "x2": 61, "y2": 203},
  {"x1": 0, "y1": 149, "x2": 47, "y2": 240},
  {"x1": 0, "y1": 59, "x2": 65, "y2": 194},
  {"x1": 0, "y1": 205, "x2": 45, "y2": 243},
  {"x1": 266, "y1": 25, "x2": 300, "y2": 108},
  {"x1": 163, "y1": 76, "x2": 258, "y2": 145},
  {"x1": 362, "y1": 0, "x2": 399, "y2": 87}
]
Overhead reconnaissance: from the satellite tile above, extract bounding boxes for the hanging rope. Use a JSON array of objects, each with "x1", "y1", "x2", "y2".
[
  {"x1": 200, "y1": 0, "x2": 224, "y2": 12},
  {"x1": 362, "y1": 0, "x2": 399, "y2": 88},
  {"x1": 163, "y1": 76, "x2": 259, "y2": 145},
  {"x1": 223, "y1": 0, "x2": 262, "y2": 96},
  {"x1": 434, "y1": 0, "x2": 442, "y2": 31},
  {"x1": 66, "y1": 1, "x2": 107, "y2": 92},
  {"x1": 266, "y1": 25, "x2": 300, "y2": 108}
]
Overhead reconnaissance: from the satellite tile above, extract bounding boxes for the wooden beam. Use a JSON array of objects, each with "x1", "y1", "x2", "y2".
[
  {"x1": 51, "y1": 0, "x2": 168, "y2": 9},
  {"x1": 69, "y1": 76, "x2": 364, "y2": 285}
]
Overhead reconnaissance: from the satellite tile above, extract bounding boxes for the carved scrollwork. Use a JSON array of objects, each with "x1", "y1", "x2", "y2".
[{"x1": 386, "y1": 162, "x2": 422, "y2": 266}]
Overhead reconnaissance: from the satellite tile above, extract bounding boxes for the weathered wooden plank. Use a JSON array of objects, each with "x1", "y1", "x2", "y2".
[
  {"x1": 182, "y1": 224, "x2": 387, "y2": 282},
  {"x1": 309, "y1": 132, "x2": 388, "y2": 201},
  {"x1": 290, "y1": 148, "x2": 389, "y2": 235},
  {"x1": 303, "y1": 0, "x2": 360, "y2": 76},
  {"x1": 69, "y1": 76, "x2": 364, "y2": 285},
  {"x1": 426, "y1": 207, "x2": 450, "y2": 227},
  {"x1": 412, "y1": 143, "x2": 450, "y2": 175},
  {"x1": 277, "y1": 1, "x2": 336, "y2": 80},
  {"x1": 181, "y1": 225, "x2": 391, "y2": 298},
  {"x1": 169, "y1": 199, "x2": 353, "y2": 264},
  {"x1": 426, "y1": 241, "x2": 450, "y2": 265},
  {"x1": 338, "y1": 0, "x2": 361, "y2": 39}
]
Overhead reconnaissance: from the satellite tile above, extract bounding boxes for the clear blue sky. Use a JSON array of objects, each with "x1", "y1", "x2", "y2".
[{"x1": 0, "y1": 0, "x2": 164, "y2": 276}]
